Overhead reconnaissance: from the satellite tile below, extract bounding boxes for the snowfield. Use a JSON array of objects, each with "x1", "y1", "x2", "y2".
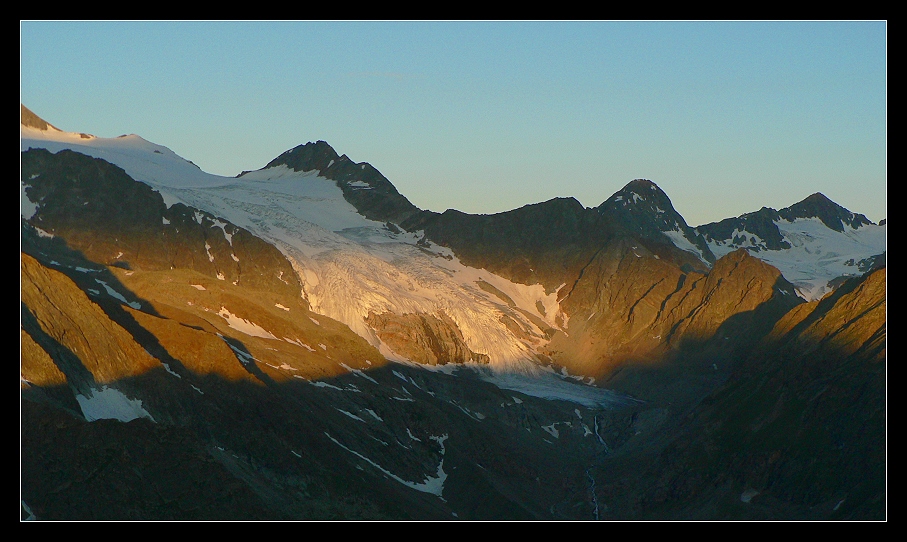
[{"x1": 703, "y1": 217, "x2": 886, "y2": 301}]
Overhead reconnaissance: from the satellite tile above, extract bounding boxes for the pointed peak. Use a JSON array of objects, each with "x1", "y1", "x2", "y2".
[
  {"x1": 781, "y1": 192, "x2": 872, "y2": 231},
  {"x1": 614, "y1": 179, "x2": 666, "y2": 199},
  {"x1": 601, "y1": 178, "x2": 671, "y2": 209},
  {"x1": 788, "y1": 192, "x2": 842, "y2": 212},
  {"x1": 801, "y1": 192, "x2": 833, "y2": 205},
  {"x1": 260, "y1": 140, "x2": 341, "y2": 174},
  {"x1": 293, "y1": 140, "x2": 339, "y2": 156},
  {"x1": 624, "y1": 178, "x2": 660, "y2": 191}
]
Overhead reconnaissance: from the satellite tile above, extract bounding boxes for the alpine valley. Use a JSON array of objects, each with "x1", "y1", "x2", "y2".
[{"x1": 19, "y1": 104, "x2": 886, "y2": 521}]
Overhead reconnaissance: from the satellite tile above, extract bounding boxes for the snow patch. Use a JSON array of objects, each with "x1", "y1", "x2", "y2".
[
  {"x1": 336, "y1": 408, "x2": 365, "y2": 422},
  {"x1": 740, "y1": 488, "x2": 760, "y2": 503},
  {"x1": 217, "y1": 307, "x2": 278, "y2": 339},
  {"x1": 340, "y1": 362, "x2": 379, "y2": 384},
  {"x1": 76, "y1": 386, "x2": 155, "y2": 423},
  {"x1": 662, "y1": 228, "x2": 711, "y2": 265},
  {"x1": 308, "y1": 380, "x2": 343, "y2": 391},
  {"x1": 284, "y1": 337, "x2": 315, "y2": 351},
  {"x1": 324, "y1": 432, "x2": 448, "y2": 497},
  {"x1": 94, "y1": 279, "x2": 142, "y2": 309}
]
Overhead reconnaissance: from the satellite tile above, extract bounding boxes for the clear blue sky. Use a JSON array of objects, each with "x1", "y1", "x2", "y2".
[{"x1": 20, "y1": 21, "x2": 887, "y2": 226}]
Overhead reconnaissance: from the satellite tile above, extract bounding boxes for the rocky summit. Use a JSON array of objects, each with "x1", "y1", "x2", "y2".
[{"x1": 20, "y1": 105, "x2": 885, "y2": 521}]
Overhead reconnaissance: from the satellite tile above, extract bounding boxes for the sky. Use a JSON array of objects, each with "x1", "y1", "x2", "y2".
[{"x1": 19, "y1": 20, "x2": 887, "y2": 226}]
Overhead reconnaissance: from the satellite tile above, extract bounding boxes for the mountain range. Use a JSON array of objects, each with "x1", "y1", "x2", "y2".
[{"x1": 19, "y1": 104, "x2": 886, "y2": 520}]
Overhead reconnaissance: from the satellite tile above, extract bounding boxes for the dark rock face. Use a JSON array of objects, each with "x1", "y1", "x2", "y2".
[
  {"x1": 401, "y1": 181, "x2": 713, "y2": 295},
  {"x1": 21, "y1": 104, "x2": 54, "y2": 131},
  {"x1": 697, "y1": 207, "x2": 792, "y2": 251},
  {"x1": 857, "y1": 251, "x2": 886, "y2": 273},
  {"x1": 21, "y1": 399, "x2": 284, "y2": 521},
  {"x1": 405, "y1": 197, "x2": 604, "y2": 292}
]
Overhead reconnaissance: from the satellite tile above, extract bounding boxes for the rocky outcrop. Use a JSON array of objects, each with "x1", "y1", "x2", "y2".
[
  {"x1": 547, "y1": 246, "x2": 801, "y2": 379},
  {"x1": 404, "y1": 180, "x2": 714, "y2": 294},
  {"x1": 404, "y1": 197, "x2": 604, "y2": 292},
  {"x1": 21, "y1": 252, "x2": 161, "y2": 403},
  {"x1": 366, "y1": 311, "x2": 490, "y2": 365},
  {"x1": 696, "y1": 206, "x2": 792, "y2": 251},
  {"x1": 21, "y1": 104, "x2": 56, "y2": 131}
]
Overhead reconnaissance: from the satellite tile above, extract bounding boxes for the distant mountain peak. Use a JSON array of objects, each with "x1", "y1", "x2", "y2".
[
  {"x1": 804, "y1": 192, "x2": 832, "y2": 203},
  {"x1": 611, "y1": 178, "x2": 666, "y2": 201},
  {"x1": 241, "y1": 139, "x2": 422, "y2": 226},
  {"x1": 625, "y1": 178, "x2": 658, "y2": 189},
  {"x1": 253, "y1": 140, "x2": 341, "y2": 175},
  {"x1": 780, "y1": 192, "x2": 873, "y2": 232},
  {"x1": 596, "y1": 179, "x2": 716, "y2": 265}
]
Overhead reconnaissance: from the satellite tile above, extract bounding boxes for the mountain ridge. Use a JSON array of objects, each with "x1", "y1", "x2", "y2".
[{"x1": 20, "y1": 104, "x2": 886, "y2": 520}]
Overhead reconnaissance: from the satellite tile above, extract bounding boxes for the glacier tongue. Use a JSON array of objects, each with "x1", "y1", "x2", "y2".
[{"x1": 229, "y1": 169, "x2": 571, "y2": 373}]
